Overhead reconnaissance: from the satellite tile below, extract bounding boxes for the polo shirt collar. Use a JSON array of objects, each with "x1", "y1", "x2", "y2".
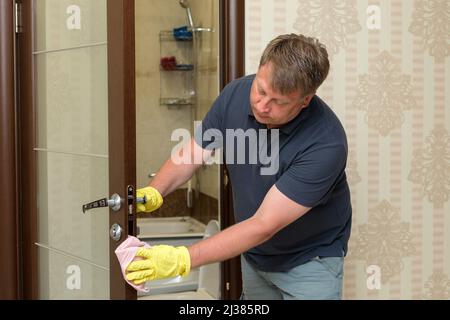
[
  {"x1": 247, "y1": 102, "x2": 255, "y2": 117},
  {"x1": 247, "y1": 98, "x2": 313, "y2": 135}
]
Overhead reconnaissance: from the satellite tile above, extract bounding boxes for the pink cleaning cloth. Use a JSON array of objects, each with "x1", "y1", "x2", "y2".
[{"x1": 115, "y1": 236, "x2": 151, "y2": 293}]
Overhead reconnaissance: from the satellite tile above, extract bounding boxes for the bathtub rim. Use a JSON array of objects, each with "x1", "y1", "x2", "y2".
[{"x1": 136, "y1": 216, "x2": 206, "y2": 239}]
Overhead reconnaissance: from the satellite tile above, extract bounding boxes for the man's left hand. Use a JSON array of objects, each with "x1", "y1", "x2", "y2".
[{"x1": 126, "y1": 245, "x2": 191, "y2": 284}]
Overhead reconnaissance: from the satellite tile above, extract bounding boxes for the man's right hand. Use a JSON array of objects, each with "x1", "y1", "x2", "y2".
[{"x1": 136, "y1": 187, "x2": 163, "y2": 213}]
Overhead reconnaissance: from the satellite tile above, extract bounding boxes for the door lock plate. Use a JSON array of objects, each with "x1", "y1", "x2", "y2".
[{"x1": 110, "y1": 223, "x2": 122, "y2": 241}]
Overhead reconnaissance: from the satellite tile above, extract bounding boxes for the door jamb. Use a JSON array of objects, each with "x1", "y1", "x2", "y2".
[
  {"x1": 220, "y1": 0, "x2": 245, "y2": 300},
  {"x1": 0, "y1": 0, "x2": 21, "y2": 300}
]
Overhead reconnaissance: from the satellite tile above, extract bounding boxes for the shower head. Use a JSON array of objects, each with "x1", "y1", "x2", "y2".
[
  {"x1": 178, "y1": 0, "x2": 195, "y2": 30},
  {"x1": 179, "y1": 0, "x2": 190, "y2": 8}
]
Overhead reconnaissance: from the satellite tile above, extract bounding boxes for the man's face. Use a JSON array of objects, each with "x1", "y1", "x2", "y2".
[{"x1": 250, "y1": 63, "x2": 312, "y2": 128}]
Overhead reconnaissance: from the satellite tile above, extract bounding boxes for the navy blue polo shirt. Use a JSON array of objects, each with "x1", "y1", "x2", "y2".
[{"x1": 195, "y1": 75, "x2": 352, "y2": 272}]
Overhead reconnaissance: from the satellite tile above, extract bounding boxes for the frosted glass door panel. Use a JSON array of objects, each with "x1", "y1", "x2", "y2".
[{"x1": 34, "y1": 0, "x2": 110, "y2": 299}]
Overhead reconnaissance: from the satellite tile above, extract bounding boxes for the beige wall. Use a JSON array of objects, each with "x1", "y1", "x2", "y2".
[
  {"x1": 246, "y1": 0, "x2": 450, "y2": 299},
  {"x1": 135, "y1": 0, "x2": 220, "y2": 200}
]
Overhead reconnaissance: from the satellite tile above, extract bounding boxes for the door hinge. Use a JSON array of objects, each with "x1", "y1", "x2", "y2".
[{"x1": 15, "y1": 2, "x2": 23, "y2": 34}]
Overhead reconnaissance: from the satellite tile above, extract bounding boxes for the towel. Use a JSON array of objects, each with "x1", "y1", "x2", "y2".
[{"x1": 115, "y1": 236, "x2": 151, "y2": 293}]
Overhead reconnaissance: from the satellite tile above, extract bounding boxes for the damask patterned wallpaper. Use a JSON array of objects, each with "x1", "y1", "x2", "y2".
[{"x1": 245, "y1": 0, "x2": 449, "y2": 299}]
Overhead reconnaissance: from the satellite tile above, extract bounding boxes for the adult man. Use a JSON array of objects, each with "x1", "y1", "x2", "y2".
[{"x1": 126, "y1": 34, "x2": 352, "y2": 300}]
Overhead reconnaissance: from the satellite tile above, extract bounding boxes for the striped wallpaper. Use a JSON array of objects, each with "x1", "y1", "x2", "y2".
[{"x1": 245, "y1": 0, "x2": 450, "y2": 299}]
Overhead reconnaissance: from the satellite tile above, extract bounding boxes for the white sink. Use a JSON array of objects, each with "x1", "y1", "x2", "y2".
[
  {"x1": 137, "y1": 269, "x2": 200, "y2": 297},
  {"x1": 137, "y1": 217, "x2": 205, "y2": 239}
]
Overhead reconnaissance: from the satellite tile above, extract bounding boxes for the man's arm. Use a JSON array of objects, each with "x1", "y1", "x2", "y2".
[
  {"x1": 125, "y1": 161, "x2": 311, "y2": 284},
  {"x1": 150, "y1": 138, "x2": 214, "y2": 196},
  {"x1": 188, "y1": 185, "x2": 312, "y2": 268}
]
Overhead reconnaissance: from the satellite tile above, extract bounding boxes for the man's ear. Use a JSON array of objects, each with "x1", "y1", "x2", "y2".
[{"x1": 301, "y1": 93, "x2": 315, "y2": 108}]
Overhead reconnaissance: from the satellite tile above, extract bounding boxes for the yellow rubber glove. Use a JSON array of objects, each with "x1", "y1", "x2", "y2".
[
  {"x1": 136, "y1": 187, "x2": 163, "y2": 213},
  {"x1": 126, "y1": 245, "x2": 191, "y2": 285}
]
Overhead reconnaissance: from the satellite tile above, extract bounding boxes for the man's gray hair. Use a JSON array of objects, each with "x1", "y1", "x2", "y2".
[{"x1": 259, "y1": 34, "x2": 330, "y2": 95}]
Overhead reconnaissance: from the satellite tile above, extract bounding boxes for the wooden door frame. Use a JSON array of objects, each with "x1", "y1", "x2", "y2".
[
  {"x1": 220, "y1": 0, "x2": 245, "y2": 300},
  {"x1": 17, "y1": 0, "x2": 36, "y2": 300},
  {"x1": 4, "y1": 0, "x2": 245, "y2": 300},
  {"x1": 0, "y1": 0, "x2": 21, "y2": 300},
  {"x1": 107, "y1": 0, "x2": 137, "y2": 300}
]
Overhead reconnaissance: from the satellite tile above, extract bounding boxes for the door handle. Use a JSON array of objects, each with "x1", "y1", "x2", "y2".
[
  {"x1": 82, "y1": 194, "x2": 123, "y2": 213},
  {"x1": 82, "y1": 194, "x2": 147, "y2": 213}
]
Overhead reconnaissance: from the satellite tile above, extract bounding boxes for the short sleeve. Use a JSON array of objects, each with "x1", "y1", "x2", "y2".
[{"x1": 275, "y1": 144, "x2": 347, "y2": 208}]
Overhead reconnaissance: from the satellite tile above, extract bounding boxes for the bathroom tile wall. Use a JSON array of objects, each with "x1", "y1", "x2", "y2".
[
  {"x1": 135, "y1": 0, "x2": 191, "y2": 188},
  {"x1": 139, "y1": 188, "x2": 218, "y2": 226}
]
